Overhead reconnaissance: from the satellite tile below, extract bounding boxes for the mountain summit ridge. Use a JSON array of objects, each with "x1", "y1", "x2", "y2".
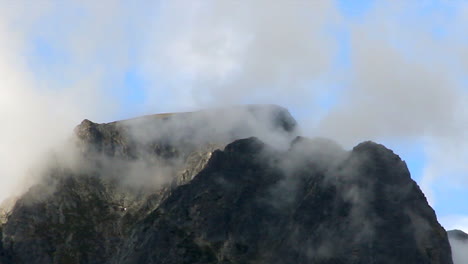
[{"x1": 0, "y1": 105, "x2": 452, "y2": 264}]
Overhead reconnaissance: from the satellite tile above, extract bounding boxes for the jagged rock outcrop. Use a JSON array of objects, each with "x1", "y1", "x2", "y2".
[
  {"x1": 113, "y1": 138, "x2": 451, "y2": 264},
  {"x1": 0, "y1": 105, "x2": 452, "y2": 263},
  {"x1": 0, "y1": 226, "x2": 9, "y2": 264},
  {"x1": 0, "y1": 105, "x2": 296, "y2": 264}
]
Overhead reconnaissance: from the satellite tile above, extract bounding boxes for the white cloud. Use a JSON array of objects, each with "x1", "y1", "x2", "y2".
[
  {"x1": 314, "y1": 1, "x2": 468, "y2": 208},
  {"x1": 0, "y1": 0, "x2": 466, "y2": 217},
  {"x1": 140, "y1": 0, "x2": 340, "y2": 109},
  {"x1": 0, "y1": 1, "x2": 132, "y2": 201}
]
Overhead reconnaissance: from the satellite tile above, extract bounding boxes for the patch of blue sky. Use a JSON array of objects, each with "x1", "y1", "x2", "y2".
[
  {"x1": 334, "y1": 29, "x2": 351, "y2": 69},
  {"x1": 26, "y1": 3, "x2": 99, "y2": 91},
  {"x1": 28, "y1": 37, "x2": 71, "y2": 88},
  {"x1": 316, "y1": 88, "x2": 341, "y2": 111},
  {"x1": 336, "y1": 0, "x2": 374, "y2": 19},
  {"x1": 114, "y1": 69, "x2": 148, "y2": 120},
  {"x1": 460, "y1": 78, "x2": 468, "y2": 90},
  {"x1": 407, "y1": 1, "x2": 458, "y2": 46},
  {"x1": 411, "y1": 0, "x2": 458, "y2": 21},
  {"x1": 391, "y1": 1, "x2": 457, "y2": 60},
  {"x1": 433, "y1": 181, "x2": 468, "y2": 217}
]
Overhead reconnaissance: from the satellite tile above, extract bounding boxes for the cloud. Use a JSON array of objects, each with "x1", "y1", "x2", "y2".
[
  {"x1": 0, "y1": 0, "x2": 466, "y2": 222},
  {"x1": 1, "y1": 3, "x2": 467, "y2": 262},
  {"x1": 450, "y1": 238, "x2": 468, "y2": 264},
  {"x1": 140, "y1": 0, "x2": 340, "y2": 109},
  {"x1": 144, "y1": 0, "x2": 468, "y2": 228},
  {"x1": 138, "y1": 1, "x2": 468, "y2": 204},
  {"x1": 0, "y1": 1, "x2": 134, "y2": 201},
  {"x1": 314, "y1": 1, "x2": 468, "y2": 207}
]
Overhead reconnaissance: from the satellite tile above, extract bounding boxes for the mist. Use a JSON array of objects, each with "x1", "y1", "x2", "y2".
[
  {"x1": 0, "y1": 2, "x2": 467, "y2": 253},
  {"x1": 449, "y1": 236, "x2": 468, "y2": 264},
  {"x1": 142, "y1": 1, "x2": 467, "y2": 213}
]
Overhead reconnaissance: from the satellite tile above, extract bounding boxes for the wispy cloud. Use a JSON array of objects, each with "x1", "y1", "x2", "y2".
[{"x1": 0, "y1": 1, "x2": 466, "y2": 223}]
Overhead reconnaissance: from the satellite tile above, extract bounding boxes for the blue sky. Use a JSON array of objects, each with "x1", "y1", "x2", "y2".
[
  {"x1": 338, "y1": 0, "x2": 374, "y2": 19},
  {"x1": 1, "y1": 0, "x2": 467, "y2": 230},
  {"x1": 27, "y1": 0, "x2": 467, "y2": 219}
]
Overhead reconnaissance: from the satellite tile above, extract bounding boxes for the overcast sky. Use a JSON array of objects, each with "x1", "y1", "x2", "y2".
[{"x1": 0, "y1": 0, "x2": 467, "y2": 230}]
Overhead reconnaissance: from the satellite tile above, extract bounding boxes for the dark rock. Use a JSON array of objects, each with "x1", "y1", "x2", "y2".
[
  {"x1": 448, "y1": 229, "x2": 468, "y2": 242},
  {"x1": 0, "y1": 226, "x2": 10, "y2": 264},
  {"x1": 1, "y1": 105, "x2": 297, "y2": 264},
  {"x1": 116, "y1": 137, "x2": 451, "y2": 264},
  {"x1": 0, "y1": 106, "x2": 452, "y2": 264}
]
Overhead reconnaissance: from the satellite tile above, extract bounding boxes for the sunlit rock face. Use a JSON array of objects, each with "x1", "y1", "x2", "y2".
[{"x1": 0, "y1": 105, "x2": 452, "y2": 264}]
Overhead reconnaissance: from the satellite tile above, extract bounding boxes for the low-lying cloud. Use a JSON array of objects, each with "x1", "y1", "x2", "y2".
[{"x1": 0, "y1": 1, "x2": 466, "y2": 240}]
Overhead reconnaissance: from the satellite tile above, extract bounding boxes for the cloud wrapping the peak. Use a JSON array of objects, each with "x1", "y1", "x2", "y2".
[
  {"x1": 0, "y1": 1, "x2": 132, "y2": 201},
  {"x1": 0, "y1": 0, "x2": 466, "y2": 235}
]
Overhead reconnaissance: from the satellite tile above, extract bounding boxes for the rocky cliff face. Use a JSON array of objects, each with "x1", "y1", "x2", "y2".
[{"x1": 0, "y1": 105, "x2": 452, "y2": 264}]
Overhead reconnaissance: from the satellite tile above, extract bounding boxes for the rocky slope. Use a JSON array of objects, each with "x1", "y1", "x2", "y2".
[{"x1": 0, "y1": 105, "x2": 452, "y2": 263}]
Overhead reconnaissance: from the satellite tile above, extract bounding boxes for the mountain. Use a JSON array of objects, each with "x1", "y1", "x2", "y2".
[
  {"x1": 0, "y1": 105, "x2": 452, "y2": 264},
  {"x1": 448, "y1": 230, "x2": 468, "y2": 242},
  {"x1": 448, "y1": 229, "x2": 468, "y2": 264}
]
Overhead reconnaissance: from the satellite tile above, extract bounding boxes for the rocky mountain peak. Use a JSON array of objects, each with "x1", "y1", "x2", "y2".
[
  {"x1": 75, "y1": 119, "x2": 101, "y2": 141},
  {"x1": 0, "y1": 105, "x2": 453, "y2": 264},
  {"x1": 223, "y1": 137, "x2": 266, "y2": 154}
]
